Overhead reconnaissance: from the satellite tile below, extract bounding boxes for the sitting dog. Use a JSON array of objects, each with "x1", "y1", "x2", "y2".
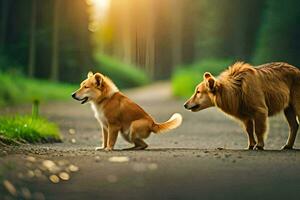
[
  {"x1": 184, "y1": 62, "x2": 300, "y2": 150},
  {"x1": 72, "y1": 72, "x2": 182, "y2": 151}
]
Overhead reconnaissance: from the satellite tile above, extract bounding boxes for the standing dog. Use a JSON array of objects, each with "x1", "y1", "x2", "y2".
[
  {"x1": 72, "y1": 72, "x2": 182, "y2": 151},
  {"x1": 184, "y1": 62, "x2": 300, "y2": 150}
]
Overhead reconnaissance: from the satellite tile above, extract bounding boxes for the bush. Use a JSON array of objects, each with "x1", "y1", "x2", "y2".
[
  {"x1": 171, "y1": 59, "x2": 234, "y2": 98},
  {"x1": 0, "y1": 73, "x2": 76, "y2": 106},
  {"x1": 94, "y1": 54, "x2": 150, "y2": 88}
]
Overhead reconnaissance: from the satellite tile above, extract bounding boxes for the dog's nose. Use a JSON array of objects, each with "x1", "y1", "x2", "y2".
[
  {"x1": 184, "y1": 103, "x2": 189, "y2": 109},
  {"x1": 71, "y1": 93, "x2": 76, "y2": 99}
]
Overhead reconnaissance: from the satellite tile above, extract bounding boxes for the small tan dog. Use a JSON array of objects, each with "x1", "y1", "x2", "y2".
[
  {"x1": 184, "y1": 62, "x2": 300, "y2": 150},
  {"x1": 72, "y1": 72, "x2": 182, "y2": 151}
]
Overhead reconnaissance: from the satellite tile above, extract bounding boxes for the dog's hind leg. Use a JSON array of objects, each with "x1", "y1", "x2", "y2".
[
  {"x1": 122, "y1": 137, "x2": 148, "y2": 150},
  {"x1": 293, "y1": 83, "x2": 300, "y2": 124},
  {"x1": 123, "y1": 120, "x2": 150, "y2": 150},
  {"x1": 133, "y1": 138, "x2": 148, "y2": 150},
  {"x1": 295, "y1": 96, "x2": 300, "y2": 124},
  {"x1": 282, "y1": 105, "x2": 299, "y2": 150},
  {"x1": 283, "y1": 83, "x2": 300, "y2": 150},
  {"x1": 123, "y1": 136, "x2": 148, "y2": 150},
  {"x1": 243, "y1": 119, "x2": 256, "y2": 150}
]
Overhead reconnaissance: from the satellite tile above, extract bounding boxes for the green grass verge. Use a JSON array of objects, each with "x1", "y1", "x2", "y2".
[
  {"x1": 95, "y1": 54, "x2": 150, "y2": 88},
  {"x1": 171, "y1": 59, "x2": 234, "y2": 98},
  {"x1": 0, "y1": 115, "x2": 61, "y2": 145},
  {"x1": 0, "y1": 73, "x2": 76, "y2": 107}
]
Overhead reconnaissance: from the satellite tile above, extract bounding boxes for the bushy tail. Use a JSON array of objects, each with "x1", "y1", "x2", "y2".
[{"x1": 152, "y1": 113, "x2": 182, "y2": 134}]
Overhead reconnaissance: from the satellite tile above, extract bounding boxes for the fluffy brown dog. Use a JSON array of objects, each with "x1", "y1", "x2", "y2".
[
  {"x1": 72, "y1": 72, "x2": 182, "y2": 151},
  {"x1": 184, "y1": 62, "x2": 300, "y2": 150}
]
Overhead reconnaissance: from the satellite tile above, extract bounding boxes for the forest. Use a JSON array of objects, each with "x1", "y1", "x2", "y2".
[
  {"x1": 0, "y1": 0, "x2": 300, "y2": 100},
  {"x1": 2, "y1": 1, "x2": 300, "y2": 199}
]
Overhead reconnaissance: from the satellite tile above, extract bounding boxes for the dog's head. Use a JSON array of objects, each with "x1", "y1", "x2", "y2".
[
  {"x1": 72, "y1": 72, "x2": 108, "y2": 104},
  {"x1": 184, "y1": 72, "x2": 218, "y2": 112}
]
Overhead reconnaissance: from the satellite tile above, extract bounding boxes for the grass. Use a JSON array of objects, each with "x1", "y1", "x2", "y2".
[
  {"x1": 171, "y1": 59, "x2": 234, "y2": 98},
  {"x1": 0, "y1": 100, "x2": 61, "y2": 145},
  {"x1": 0, "y1": 115, "x2": 61, "y2": 145},
  {"x1": 0, "y1": 72, "x2": 66, "y2": 145},
  {"x1": 95, "y1": 54, "x2": 150, "y2": 88},
  {"x1": 0, "y1": 73, "x2": 76, "y2": 107}
]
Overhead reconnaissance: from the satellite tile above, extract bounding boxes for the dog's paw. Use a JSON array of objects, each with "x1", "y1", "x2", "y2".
[
  {"x1": 95, "y1": 146, "x2": 105, "y2": 151},
  {"x1": 254, "y1": 145, "x2": 264, "y2": 150},
  {"x1": 281, "y1": 145, "x2": 294, "y2": 150},
  {"x1": 246, "y1": 145, "x2": 255, "y2": 150},
  {"x1": 104, "y1": 147, "x2": 113, "y2": 151}
]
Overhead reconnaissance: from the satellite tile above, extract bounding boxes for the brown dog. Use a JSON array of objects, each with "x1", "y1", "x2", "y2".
[
  {"x1": 184, "y1": 62, "x2": 300, "y2": 150},
  {"x1": 72, "y1": 72, "x2": 182, "y2": 151}
]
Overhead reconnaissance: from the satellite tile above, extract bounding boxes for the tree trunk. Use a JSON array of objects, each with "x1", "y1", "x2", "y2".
[
  {"x1": 170, "y1": 0, "x2": 182, "y2": 68},
  {"x1": 145, "y1": 0, "x2": 155, "y2": 78},
  {"x1": 1, "y1": 0, "x2": 9, "y2": 53},
  {"x1": 51, "y1": 0, "x2": 60, "y2": 81},
  {"x1": 121, "y1": 0, "x2": 132, "y2": 65},
  {"x1": 28, "y1": 0, "x2": 37, "y2": 77}
]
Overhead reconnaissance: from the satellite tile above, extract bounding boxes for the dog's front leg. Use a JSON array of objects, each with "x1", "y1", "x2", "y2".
[
  {"x1": 95, "y1": 126, "x2": 108, "y2": 151},
  {"x1": 254, "y1": 110, "x2": 268, "y2": 150},
  {"x1": 102, "y1": 127, "x2": 108, "y2": 149},
  {"x1": 243, "y1": 119, "x2": 256, "y2": 150},
  {"x1": 105, "y1": 124, "x2": 120, "y2": 151}
]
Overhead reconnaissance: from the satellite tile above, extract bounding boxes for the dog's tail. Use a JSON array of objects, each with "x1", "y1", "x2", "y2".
[{"x1": 152, "y1": 113, "x2": 182, "y2": 134}]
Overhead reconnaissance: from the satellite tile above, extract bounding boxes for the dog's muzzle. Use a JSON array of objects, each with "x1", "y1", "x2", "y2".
[
  {"x1": 184, "y1": 102, "x2": 201, "y2": 111},
  {"x1": 72, "y1": 93, "x2": 89, "y2": 104}
]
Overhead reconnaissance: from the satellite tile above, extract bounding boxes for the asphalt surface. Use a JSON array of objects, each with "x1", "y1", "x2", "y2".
[{"x1": 1, "y1": 82, "x2": 300, "y2": 200}]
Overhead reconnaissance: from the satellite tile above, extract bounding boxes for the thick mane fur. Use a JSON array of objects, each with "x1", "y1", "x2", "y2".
[
  {"x1": 215, "y1": 62, "x2": 256, "y2": 117},
  {"x1": 218, "y1": 62, "x2": 255, "y2": 88}
]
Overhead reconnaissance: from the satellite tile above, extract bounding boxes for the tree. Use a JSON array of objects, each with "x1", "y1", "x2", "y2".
[
  {"x1": 28, "y1": 0, "x2": 37, "y2": 77},
  {"x1": 0, "y1": 0, "x2": 9, "y2": 53},
  {"x1": 170, "y1": 0, "x2": 183, "y2": 68},
  {"x1": 50, "y1": 0, "x2": 60, "y2": 81},
  {"x1": 253, "y1": 0, "x2": 300, "y2": 66},
  {"x1": 195, "y1": 0, "x2": 265, "y2": 61}
]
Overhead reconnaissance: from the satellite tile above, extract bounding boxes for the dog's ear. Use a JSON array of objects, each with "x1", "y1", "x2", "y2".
[
  {"x1": 203, "y1": 72, "x2": 212, "y2": 80},
  {"x1": 94, "y1": 73, "x2": 102, "y2": 87},
  {"x1": 204, "y1": 72, "x2": 216, "y2": 91},
  {"x1": 87, "y1": 71, "x2": 94, "y2": 78}
]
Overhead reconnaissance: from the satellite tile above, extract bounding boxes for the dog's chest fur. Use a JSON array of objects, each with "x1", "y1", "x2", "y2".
[
  {"x1": 90, "y1": 102, "x2": 107, "y2": 125},
  {"x1": 90, "y1": 102, "x2": 132, "y2": 142}
]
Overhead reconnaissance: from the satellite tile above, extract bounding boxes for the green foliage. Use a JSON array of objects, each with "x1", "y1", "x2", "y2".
[
  {"x1": 0, "y1": 115, "x2": 61, "y2": 144},
  {"x1": 172, "y1": 59, "x2": 233, "y2": 98},
  {"x1": 0, "y1": 73, "x2": 76, "y2": 106},
  {"x1": 253, "y1": 0, "x2": 300, "y2": 66},
  {"x1": 94, "y1": 54, "x2": 150, "y2": 88}
]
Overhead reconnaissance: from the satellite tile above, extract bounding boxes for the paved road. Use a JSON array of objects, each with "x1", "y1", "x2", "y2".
[{"x1": 1, "y1": 83, "x2": 300, "y2": 200}]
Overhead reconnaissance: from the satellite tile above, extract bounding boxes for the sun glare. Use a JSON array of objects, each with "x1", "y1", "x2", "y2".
[
  {"x1": 87, "y1": 0, "x2": 111, "y2": 32},
  {"x1": 86, "y1": 0, "x2": 110, "y2": 15}
]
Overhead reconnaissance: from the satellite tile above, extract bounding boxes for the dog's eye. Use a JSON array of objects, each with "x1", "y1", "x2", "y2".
[
  {"x1": 196, "y1": 91, "x2": 200, "y2": 94},
  {"x1": 84, "y1": 86, "x2": 89, "y2": 89}
]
